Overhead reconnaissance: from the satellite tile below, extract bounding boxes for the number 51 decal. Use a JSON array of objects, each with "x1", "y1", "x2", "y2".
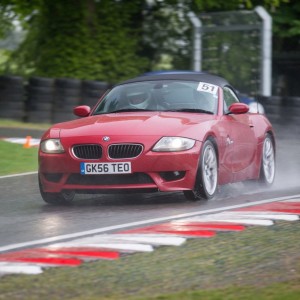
[{"x1": 197, "y1": 82, "x2": 219, "y2": 95}]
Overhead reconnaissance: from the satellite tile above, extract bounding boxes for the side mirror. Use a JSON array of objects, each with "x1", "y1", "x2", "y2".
[
  {"x1": 73, "y1": 105, "x2": 91, "y2": 117},
  {"x1": 228, "y1": 103, "x2": 249, "y2": 114}
]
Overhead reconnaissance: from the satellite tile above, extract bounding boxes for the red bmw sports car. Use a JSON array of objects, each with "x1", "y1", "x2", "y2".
[{"x1": 38, "y1": 72, "x2": 276, "y2": 204}]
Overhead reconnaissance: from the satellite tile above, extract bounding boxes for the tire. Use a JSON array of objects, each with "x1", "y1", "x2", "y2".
[
  {"x1": 0, "y1": 88, "x2": 24, "y2": 96},
  {"x1": 0, "y1": 76, "x2": 23, "y2": 87},
  {"x1": 26, "y1": 111, "x2": 52, "y2": 123},
  {"x1": 56, "y1": 78, "x2": 82, "y2": 89},
  {"x1": 28, "y1": 102, "x2": 52, "y2": 111},
  {"x1": 28, "y1": 95, "x2": 54, "y2": 104},
  {"x1": 0, "y1": 77, "x2": 24, "y2": 100},
  {"x1": 52, "y1": 112, "x2": 77, "y2": 123},
  {"x1": 258, "y1": 133, "x2": 275, "y2": 186},
  {"x1": 29, "y1": 77, "x2": 54, "y2": 88},
  {"x1": 55, "y1": 95, "x2": 81, "y2": 106},
  {"x1": 55, "y1": 88, "x2": 82, "y2": 97},
  {"x1": 82, "y1": 97, "x2": 100, "y2": 107},
  {"x1": 184, "y1": 139, "x2": 218, "y2": 201},
  {"x1": 82, "y1": 90, "x2": 103, "y2": 98},
  {"x1": 0, "y1": 101, "x2": 24, "y2": 110},
  {"x1": 39, "y1": 176, "x2": 75, "y2": 205},
  {"x1": 82, "y1": 80, "x2": 109, "y2": 90},
  {"x1": 27, "y1": 86, "x2": 54, "y2": 96},
  {"x1": 0, "y1": 109, "x2": 24, "y2": 120}
]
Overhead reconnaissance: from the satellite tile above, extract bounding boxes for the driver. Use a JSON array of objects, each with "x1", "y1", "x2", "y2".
[{"x1": 126, "y1": 89, "x2": 152, "y2": 109}]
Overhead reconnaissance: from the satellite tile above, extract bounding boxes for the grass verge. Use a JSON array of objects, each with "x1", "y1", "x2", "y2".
[
  {"x1": 0, "y1": 118, "x2": 50, "y2": 130},
  {"x1": 0, "y1": 140, "x2": 38, "y2": 175},
  {"x1": 0, "y1": 221, "x2": 299, "y2": 299}
]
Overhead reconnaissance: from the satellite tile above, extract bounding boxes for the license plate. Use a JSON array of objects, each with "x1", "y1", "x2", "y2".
[{"x1": 80, "y1": 162, "x2": 132, "y2": 175}]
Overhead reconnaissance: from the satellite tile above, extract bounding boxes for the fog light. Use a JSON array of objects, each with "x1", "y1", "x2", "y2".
[{"x1": 159, "y1": 171, "x2": 186, "y2": 181}]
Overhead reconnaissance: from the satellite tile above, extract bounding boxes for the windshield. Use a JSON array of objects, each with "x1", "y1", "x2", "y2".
[{"x1": 93, "y1": 80, "x2": 219, "y2": 115}]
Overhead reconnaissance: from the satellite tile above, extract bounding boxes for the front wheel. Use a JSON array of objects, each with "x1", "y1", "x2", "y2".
[
  {"x1": 39, "y1": 176, "x2": 75, "y2": 205},
  {"x1": 258, "y1": 133, "x2": 276, "y2": 186},
  {"x1": 184, "y1": 139, "x2": 218, "y2": 201}
]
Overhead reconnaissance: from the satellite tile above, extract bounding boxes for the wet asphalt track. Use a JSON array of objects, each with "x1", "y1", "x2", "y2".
[{"x1": 0, "y1": 123, "x2": 300, "y2": 249}]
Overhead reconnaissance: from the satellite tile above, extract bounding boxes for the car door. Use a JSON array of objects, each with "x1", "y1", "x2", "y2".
[{"x1": 223, "y1": 87, "x2": 257, "y2": 177}]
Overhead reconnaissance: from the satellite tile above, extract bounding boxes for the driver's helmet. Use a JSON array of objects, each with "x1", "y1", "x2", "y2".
[{"x1": 126, "y1": 89, "x2": 151, "y2": 109}]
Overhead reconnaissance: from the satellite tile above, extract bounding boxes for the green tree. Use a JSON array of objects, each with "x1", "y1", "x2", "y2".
[
  {"x1": 2, "y1": 0, "x2": 149, "y2": 82},
  {"x1": 142, "y1": 0, "x2": 286, "y2": 71},
  {"x1": 0, "y1": 0, "x2": 293, "y2": 83},
  {"x1": 272, "y1": 0, "x2": 300, "y2": 51}
]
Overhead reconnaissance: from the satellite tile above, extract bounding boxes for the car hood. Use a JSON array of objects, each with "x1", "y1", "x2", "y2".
[{"x1": 55, "y1": 112, "x2": 216, "y2": 140}]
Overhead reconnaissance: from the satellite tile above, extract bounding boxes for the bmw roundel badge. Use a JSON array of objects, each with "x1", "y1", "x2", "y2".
[{"x1": 102, "y1": 136, "x2": 110, "y2": 142}]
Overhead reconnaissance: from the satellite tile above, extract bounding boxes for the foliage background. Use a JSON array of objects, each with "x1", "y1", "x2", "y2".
[{"x1": 0, "y1": 0, "x2": 298, "y2": 87}]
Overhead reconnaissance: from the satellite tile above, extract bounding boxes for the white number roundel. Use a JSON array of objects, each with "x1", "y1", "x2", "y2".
[{"x1": 197, "y1": 82, "x2": 218, "y2": 95}]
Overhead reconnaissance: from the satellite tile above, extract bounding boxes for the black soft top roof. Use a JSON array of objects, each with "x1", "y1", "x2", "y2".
[{"x1": 118, "y1": 72, "x2": 230, "y2": 88}]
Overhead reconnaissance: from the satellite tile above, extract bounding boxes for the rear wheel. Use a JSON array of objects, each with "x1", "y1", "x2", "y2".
[
  {"x1": 258, "y1": 133, "x2": 275, "y2": 186},
  {"x1": 184, "y1": 139, "x2": 218, "y2": 201},
  {"x1": 39, "y1": 177, "x2": 75, "y2": 205}
]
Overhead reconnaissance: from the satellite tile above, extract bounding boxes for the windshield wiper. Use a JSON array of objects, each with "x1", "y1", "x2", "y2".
[{"x1": 165, "y1": 108, "x2": 214, "y2": 115}]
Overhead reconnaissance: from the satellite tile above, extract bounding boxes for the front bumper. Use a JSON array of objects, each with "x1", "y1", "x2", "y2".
[{"x1": 39, "y1": 140, "x2": 202, "y2": 194}]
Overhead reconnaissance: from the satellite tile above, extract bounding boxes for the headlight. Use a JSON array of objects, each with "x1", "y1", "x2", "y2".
[
  {"x1": 152, "y1": 137, "x2": 195, "y2": 152},
  {"x1": 40, "y1": 139, "x2": 65, "y2": 154}
]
